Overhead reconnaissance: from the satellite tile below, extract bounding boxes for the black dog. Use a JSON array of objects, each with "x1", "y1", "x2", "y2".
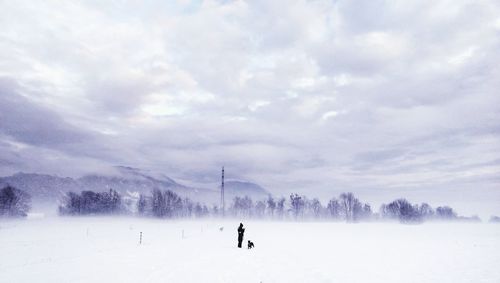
[{"x1": 247, "y1": 240, "x2": 254, "y2": 249}]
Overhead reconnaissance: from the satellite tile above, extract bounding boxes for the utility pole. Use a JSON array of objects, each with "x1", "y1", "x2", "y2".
[{"x1": 221, "y1": 166, "x2": 225, "y2": 217}]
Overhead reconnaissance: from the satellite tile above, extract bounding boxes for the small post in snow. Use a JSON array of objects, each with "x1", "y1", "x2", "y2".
[
  {"x1": 139, "y1": 232, "x2": 142, "y2": 245},
  {"x1": 182, "y1": 229, "x2": 185, "y2": 239}
]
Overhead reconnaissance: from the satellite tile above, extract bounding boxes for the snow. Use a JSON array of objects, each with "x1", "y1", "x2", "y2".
[{"x1": 1, "y1": 217, "x2": 499, "y2": 283}]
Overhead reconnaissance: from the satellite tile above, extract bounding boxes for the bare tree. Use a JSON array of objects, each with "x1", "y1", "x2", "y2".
[
  {"x1": 489, "y1": 216, "x2": 500, "y2": 223},
  {"x1": 255, "y1": 200, "x2": 266, "y2": 218},
  {"x1": 242, "y1": 196, "x2": 253, "y2": 218},
  {"x1": 418, "y1": 203, "x2": 434, "y2": 220},
  {"x1": 290, "y1": 193, "x2": 305, "y2": 219},
  {"x1": 151, "y1": 189, "x2": 165, "y2": 217},
  {"x1": 310, "y1": 198, "x2": 322, "y2": 219},
  {"x1": 59, "y1": 189, "x2": 122, "y2": 215},
  {"x1": 137, "y1": 194, "x2": 147, "y2": 215},
  {"x1": 266, "y1": 195, "x2": 276, "y2": 218},
  {"x1": 380, "y1": 198, "x2": 421, "y2": 223},
  {"x1": 276, "y1": 197, "x2": 286, "y2": 219},
  {"x1": 359, "y1": 203, "x2": 372, "y2": 220},
  {"x1": 436, "y1": 206, "x2": 457, "y2": 219},
  {"x1": 327, "y1": 198, "x2": 341, "y2": 219},
  {"x1": 339, "y1": 192, "x2": 361, "y2": 222}
]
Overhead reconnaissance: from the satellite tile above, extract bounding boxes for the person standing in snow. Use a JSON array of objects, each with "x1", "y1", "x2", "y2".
[{"x1": 237, "y1": 223, "x2": 245, "y2": 248}]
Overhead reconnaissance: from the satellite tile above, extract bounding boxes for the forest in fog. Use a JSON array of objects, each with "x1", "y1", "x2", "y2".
[{"x1": 1, "y1": 185, "x2": 490, "y2": 223}]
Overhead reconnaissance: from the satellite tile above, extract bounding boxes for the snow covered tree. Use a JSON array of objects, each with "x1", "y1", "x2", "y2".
[{"x1": 0, "y1": 185, "x2": 31, "y2": 217}]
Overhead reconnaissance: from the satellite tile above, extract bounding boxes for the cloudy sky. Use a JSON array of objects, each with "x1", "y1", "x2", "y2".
[{"x1": 1, "y1": 0, "x2": 499, "y2": 213}]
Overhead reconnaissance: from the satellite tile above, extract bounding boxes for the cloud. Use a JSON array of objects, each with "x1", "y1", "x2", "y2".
[
  {"x1": 0, "y1": 78, "x2": 86, "y2": 147},
  {"x1": 0, "y1": 0, "x2": 499, "y2": 214}
]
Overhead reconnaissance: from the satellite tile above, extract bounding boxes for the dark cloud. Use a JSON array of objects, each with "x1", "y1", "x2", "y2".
[{"x1": 0, "y1": 78, "x2": 86, "y2": 146}]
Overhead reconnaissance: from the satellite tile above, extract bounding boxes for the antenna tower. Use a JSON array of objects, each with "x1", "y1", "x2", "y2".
[{"x1": 221, "y1": 166, "x2": 225, "y2": 217}]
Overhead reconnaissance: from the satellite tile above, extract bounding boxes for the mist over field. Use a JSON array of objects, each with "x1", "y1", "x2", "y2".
[
  {"x1": 1, "y1": 217, "x2": 500, "y2": 283},
  {"x1": 1, "y1": 0, "x2": 500, "y2": 282}
]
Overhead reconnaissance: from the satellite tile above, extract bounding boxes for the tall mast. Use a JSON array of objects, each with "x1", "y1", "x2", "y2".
[{"x1": 221, "y1": 166, "x2": 225, "y2": 217}]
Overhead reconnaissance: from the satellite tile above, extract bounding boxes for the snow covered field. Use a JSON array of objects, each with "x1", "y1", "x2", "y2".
[{"x1": 1, "y1": 217, "x2": 499, "y2": 283}]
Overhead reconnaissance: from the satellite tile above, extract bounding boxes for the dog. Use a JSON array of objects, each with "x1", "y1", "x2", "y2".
[{"x1": 247, "y1": 240, "x2": 254, "y2": 249}]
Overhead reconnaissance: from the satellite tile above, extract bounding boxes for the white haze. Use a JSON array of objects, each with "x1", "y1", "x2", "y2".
[{"x1": 1, "y1": 217, "x2": 499, "y2": 283}]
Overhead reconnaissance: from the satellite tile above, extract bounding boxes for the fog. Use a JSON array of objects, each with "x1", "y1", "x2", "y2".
[{"x1": 1, "y1": 0, "x2": 500, "y2": 281}]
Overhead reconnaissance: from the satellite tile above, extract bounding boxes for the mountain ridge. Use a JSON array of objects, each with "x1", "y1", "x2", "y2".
[{"x1": 0, "y1": 167, "x2": 270, "y2": 204}]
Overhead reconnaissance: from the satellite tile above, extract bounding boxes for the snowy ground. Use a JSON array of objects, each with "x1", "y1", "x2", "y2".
[{"x1": 1, "y1": 217, "x2": 499, "y2": 283}]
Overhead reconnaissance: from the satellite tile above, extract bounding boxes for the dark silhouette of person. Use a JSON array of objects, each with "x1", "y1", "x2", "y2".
[{"x1": 237, "y1": 223, "x2": 245, "y2": 248}]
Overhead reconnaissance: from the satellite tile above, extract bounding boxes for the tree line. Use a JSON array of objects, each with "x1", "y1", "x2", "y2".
[
  {"x1": 379, "y1": 199, "x2": 481, "y2": 223},
  {"x1": 58, "y1": 188, "x2": 482, "y2": 223},
  {"x1": 0, "y1": 184, "x2": 491, "y2": 223},
  {"x1": 58, "y1": 189, "x2": 122, "y2": 215},
  {"x1": 137, "y1": 189, "x2": 211, "y2": 218},
  {"x1": 0, "y1": 185, "x2": 32, "y2": 217}
]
